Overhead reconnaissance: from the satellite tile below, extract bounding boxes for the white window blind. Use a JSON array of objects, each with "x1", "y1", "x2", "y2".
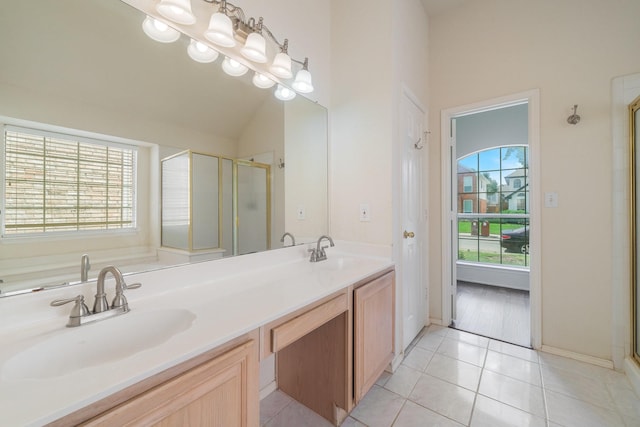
[{"x1": 3, "y1": 126, "x2": 136, "y2": 235}]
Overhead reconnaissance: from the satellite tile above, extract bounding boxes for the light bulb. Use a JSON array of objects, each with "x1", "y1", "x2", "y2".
[
  {"x1": 274, "y1": 84, "x2": 296, "y2": 101},
  {"x1": 205, "y1": 12, "x2": 236, "y2": 48},
  {"x1": 142, "y1": 16, "x2": 181, "y2": 43},
  {"x1": 187, "y1": 39, "x2": 219, "y2": 63},
  {"x1": 252, "y1": 72, "x2": 275, "y2": 89},
  {"x1": 222, "y1": 57, "x2": 248, "y2": 77}
]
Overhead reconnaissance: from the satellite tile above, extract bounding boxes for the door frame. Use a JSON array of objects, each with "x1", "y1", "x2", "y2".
[{"x1": 440, "y1": 89, "x2": 541, "y2": 349}]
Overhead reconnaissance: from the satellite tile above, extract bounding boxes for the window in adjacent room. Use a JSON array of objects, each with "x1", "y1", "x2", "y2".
[{"x1": 457, "y1": 145, "x2": 529, "y2": 267}]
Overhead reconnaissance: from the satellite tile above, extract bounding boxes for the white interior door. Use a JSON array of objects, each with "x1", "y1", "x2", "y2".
[{"x1": 401, "y1": 93, "x2": 426, "y2": 350}]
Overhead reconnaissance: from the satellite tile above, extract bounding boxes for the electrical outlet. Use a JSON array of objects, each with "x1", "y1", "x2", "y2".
[
  {"x1": 297, "y1": 206, "x2": 306, "y2": 220},
  {"x1": 359, "y1": 203, "x2": 370, "y2": 222}
]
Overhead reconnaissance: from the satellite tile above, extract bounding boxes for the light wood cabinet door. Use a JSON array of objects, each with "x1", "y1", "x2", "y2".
[
  {"x1": 353, "y1": 271, "x2": 395, "y2": 402},
  {"x1": 83, "y1": 340, "x2": 258, "y2": 427}
]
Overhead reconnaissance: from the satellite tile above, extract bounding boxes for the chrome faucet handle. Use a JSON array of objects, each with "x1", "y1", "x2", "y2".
[
  {"x1": 123, "y1": 282, "x2": 142, "y2": 290},
  {"x1": 112, "y1": 280, "x2": 142, "y2": 310},
  {"x1": 51, "y1": 295, "x2": 91, "y2": 326}
]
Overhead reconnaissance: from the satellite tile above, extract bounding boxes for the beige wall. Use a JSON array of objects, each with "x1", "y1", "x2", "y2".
[
  {"x1": 284, "y1": 99, "x2": 328, "y2": 241},
  {"x1": 329, "y1": 0, "x2": 429, "y2": 245},
  {"x1": 329, "y1": 0, "x2": 394, "y2": 244},
  {"x1": 427, "y1": 0, "x2": 640, "y2": 359},
  {"x1": 330, "y1": 0, "x2": 428, "y2": 356}
]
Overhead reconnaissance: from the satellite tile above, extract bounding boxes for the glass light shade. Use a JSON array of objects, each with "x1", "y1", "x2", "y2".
[
  {"x1": 142, "y1": 16, "x2": 181, "y2": 43},
  {"x1": 270, "y1": 52, "x2": 293, "y2": 79},
  {"x1": 157, "y1": 0, "x2": 196, "y2": 25},
  {"x1": 274, "y1": 84, "x2": 296, "y2": 101},
  {"x1": 204, "y1": 12, "x2": 236, "y2": 48},
  {"x1": 187, "y1": 39, "x2": 219, "y2": 63},
  {"x1": 222, "y1": 57, "x2": 248, "y2": 77},
  {"x1": 292, "y1": 69, "x2": 314, "y2": 93},
  {"x1": 252, "y1": 72, "x2": 275, "y2": 89},
  {"x1": 241, "y1": 33, "x2": 267, "y2": 63}
]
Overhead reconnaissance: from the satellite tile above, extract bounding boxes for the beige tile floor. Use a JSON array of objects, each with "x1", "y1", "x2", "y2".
[{"x1": 260, "y1": 325, "x2": 640, "y2": 427}]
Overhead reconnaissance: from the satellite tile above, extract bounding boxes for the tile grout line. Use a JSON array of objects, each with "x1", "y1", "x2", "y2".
[
  {"x1": 466, "y1": 332, "x2": 491, "y2": 426},
  {"x1": 536, "y1": 351, "x2": 552, "y2": 427}
]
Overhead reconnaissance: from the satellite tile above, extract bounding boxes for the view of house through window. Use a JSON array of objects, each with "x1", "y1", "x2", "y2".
[
  {"x1": 2, "y1": 127, "x2": 136, "y2": 236},
  {"x1": 457, "y1": 145, "x2": 529, "y2": 267}
]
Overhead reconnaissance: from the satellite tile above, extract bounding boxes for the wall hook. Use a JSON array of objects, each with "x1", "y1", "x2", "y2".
[
  {"x1": 277, "y1": 158, "x2": 285, "y2": 169},
  {"x1": 567, "y1": 104, "x2": 581, "y2": 125},
  {"x1": 415, "y1": 130, "x2": 431, "y2": 150}
]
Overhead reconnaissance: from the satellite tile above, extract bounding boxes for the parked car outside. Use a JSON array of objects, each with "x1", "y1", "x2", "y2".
[{"x1": 500, "y1": 226, "x2": 529, "y2": 254}]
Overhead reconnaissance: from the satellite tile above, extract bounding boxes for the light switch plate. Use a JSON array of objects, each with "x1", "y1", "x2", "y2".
[
  {"x1": 359, "y1": 204, "x2": 370, "y2": 221},
  {"x1": 544, "y1": 192, "x2": 559, "y2": 208}
]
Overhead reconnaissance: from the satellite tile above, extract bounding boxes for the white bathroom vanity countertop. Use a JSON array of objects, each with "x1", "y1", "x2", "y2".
[{"x1": 0, "y1": 242, "x2": 393, "y2": 426}]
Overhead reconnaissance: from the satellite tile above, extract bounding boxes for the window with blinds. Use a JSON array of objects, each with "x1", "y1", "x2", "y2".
[{"x1": 2, "y1": 127, "x2": 137, "y2": 236}]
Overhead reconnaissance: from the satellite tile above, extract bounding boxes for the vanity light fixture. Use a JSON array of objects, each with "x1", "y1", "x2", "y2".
[
  {"x1": 270, "y1": 40, "x2": 293, "y2": 79},
  {"x1": 274, "y1": 84, "x2": 296, "y2": 101},
  {"x1": 240, "y1": 18, "x2": 267, "y2": 63},
  {"x1": 222, "y1": 56, "x2": 249, "y2": 76},
  {"x1": 157, "y1": 0, "x2": 196, "y2": 25},
  {"x1": 204, "y1": 2, "x2": 236, "y2": 48},
  {"x1": 138, "y1": 0, "x2": 315, "y2": 100},
  {"x1": 252, "y1": 72, "x2": 276, "y2": 89},
  {"x1": 292, "y1": 58, "x2": 314, "y2": 94},
  {"x1": 187, "y1": 39, "x2": 219, "y2": 63},
  {"x1": 142, "y1": 16, "x2": 181, "y2": 43}
]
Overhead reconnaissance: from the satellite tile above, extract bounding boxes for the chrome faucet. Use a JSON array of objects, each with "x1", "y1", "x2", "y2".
[
  {"x1": 51, "y1": 265, "x2": 141, "y2": 327},
  {"x1": 80, "y1": 253, "x2": 90, "y2": 282},
  {"x1": 94, "y1": 266, "x2": 141, "y2": 312},
  {"x1": 280, "y1": 232, "x2": 296, "y2": 247},
  {"x1": 309, "y1": 235, "x2": 335, "y2": 262}
]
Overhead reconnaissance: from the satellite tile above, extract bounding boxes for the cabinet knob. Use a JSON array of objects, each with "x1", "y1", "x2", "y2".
[{"x1": 403, "y1": 230, "x2": 415, "y2": 239}]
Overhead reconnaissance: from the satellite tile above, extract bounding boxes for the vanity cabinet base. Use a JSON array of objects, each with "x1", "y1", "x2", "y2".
[
  {"x1": 353, "y1": 270, "x2": 395, "y2": 403},
  {"x1": 48, "y1": 334, "x2": 260, "y2": 427},
  {"x1": 277, "y1": 312, "x2": 350, "y2": 426}
]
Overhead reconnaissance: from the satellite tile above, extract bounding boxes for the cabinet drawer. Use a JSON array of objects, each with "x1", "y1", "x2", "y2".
[{"x1": 271, "y1": 293, "x2": 348, "y2": 353}]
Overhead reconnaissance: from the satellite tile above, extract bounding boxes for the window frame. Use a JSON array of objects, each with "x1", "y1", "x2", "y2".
[
  {"x1": 1, "y1": 124, "x2": 139, "y2": 239},
  {"x1": 456, "y1": 145, "x2": 529, "y2": 268}
]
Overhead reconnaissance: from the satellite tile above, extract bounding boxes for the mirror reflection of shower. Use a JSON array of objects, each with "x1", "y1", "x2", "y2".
[{"x1": 161, "y1": 151, "x2": 270, "y2": 261}]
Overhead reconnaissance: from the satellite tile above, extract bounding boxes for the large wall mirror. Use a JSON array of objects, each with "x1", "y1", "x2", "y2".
[
  {"x1": 632, "y1": 94, "x2": 640, "y2": 363},
  {"x1": 0, "y1": 0, "x2": 328, "y2": 296}
]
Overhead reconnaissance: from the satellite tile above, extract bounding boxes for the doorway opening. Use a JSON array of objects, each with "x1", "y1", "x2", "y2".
[{"x1": 441, "y1": 91, "x2": 541, "y2": 349}]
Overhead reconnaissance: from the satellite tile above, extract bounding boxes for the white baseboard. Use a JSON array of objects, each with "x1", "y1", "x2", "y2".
[
  {"x1": 541, "y1": 345, "x2": 614, "y2": 369},
  {"x1": 390, "y1": 353, "x2": 403, "y2": 372},
  {"x1": 259, "y1": 381, "x2": 277, "y2": 400},
  {"x1": 429, "y1": 318, "x2": 446, "y2": 327},
  {"x1": 624, "y1": 358, "x2": 640, "y2": 398}
]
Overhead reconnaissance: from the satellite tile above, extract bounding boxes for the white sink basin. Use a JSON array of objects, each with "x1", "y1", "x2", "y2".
[
  {"x1": 313, "y1": 256, "x2": 360, "y2": 271},
  {"x1": 2, "y1": 308, "x2": 196, "y2": 380}
]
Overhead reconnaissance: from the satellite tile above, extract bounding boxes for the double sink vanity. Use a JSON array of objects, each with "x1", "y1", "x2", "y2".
[{"x1": 0, "y1": 241, "x2": 395, "y2": 426}]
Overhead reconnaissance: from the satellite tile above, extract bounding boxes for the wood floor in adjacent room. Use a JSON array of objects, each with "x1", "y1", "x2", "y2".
[{"x1": 453, "y1": 281, "x2": 530, "y2": 347}]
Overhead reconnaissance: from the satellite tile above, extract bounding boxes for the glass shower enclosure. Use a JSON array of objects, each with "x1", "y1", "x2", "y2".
[{"x1": 161, "y1": 150, "x2": 270, "y2": 258}]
